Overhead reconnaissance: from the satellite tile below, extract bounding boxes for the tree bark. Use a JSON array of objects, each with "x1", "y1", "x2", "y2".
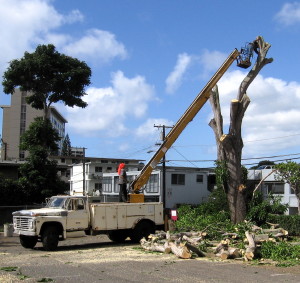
[{"x1": 209, "y1": 36, "x2": 273, "y2": 223}]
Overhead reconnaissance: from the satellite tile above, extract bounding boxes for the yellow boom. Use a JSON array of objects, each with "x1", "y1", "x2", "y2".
[{"x1": 129, "y1": 48, "x2": 240, "y2": 202}]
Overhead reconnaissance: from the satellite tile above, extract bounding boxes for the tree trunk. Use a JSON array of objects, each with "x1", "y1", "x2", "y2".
[{"x1": 209, "y1": 36, "x2": 273, "y2": 223}]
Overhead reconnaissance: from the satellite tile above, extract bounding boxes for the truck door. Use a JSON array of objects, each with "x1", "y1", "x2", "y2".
[{"x1": 66, "y1": 198, "x2": 89, "y2": 231}]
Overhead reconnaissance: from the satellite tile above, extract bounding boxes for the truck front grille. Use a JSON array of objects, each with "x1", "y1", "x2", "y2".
[{"x1": 14, "y1": 216, "x2": 32, "y2": 230}]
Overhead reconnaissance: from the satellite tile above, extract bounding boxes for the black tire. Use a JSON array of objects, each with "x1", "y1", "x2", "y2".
[
  {"x1": 130, "y1": 221, "x2": 155, "y2": 243},
  {"x1": 19, "y1": 235, "x2": 38, "y2": 249},
  {"x1": 108, "y1": 230, "x2": 128, "y2": 243},
  {"x1": 42, "y1": 226, "x2": 59, "y2": 251}
]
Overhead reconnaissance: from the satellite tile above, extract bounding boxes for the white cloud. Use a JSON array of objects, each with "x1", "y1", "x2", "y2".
[
  {"x1": 165, "y1": 53, "x2": 192, "y2": 94},
  {"x1": 63, "y1": 9, "x2": 84, "y2": 24},
  {"x1": 275, "y1": 2, "x2": 300, "y2": 26},
  {"x1": 0, "y1": 0, "x2": 126, "y2": 74},
  {"x1": 211, "y1": 70, "x2": 300, "y2": 157},
  {"x1": 65, "y1": 71, "x2": 156, "y2": 136},
  {"x1": 0, "y1": 0, "x2": 63, "y2": 68},
  {"x1": 200, "y1": 49, "x2": 227, "y2": 74},
  {"x1": 62, "y1": 29, "x2": 128, "y2": 63}
]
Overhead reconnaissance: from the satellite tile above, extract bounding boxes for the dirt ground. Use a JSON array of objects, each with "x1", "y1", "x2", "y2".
[{"x1": 1, "y1": 233, "x2": 299, "y2": 282}]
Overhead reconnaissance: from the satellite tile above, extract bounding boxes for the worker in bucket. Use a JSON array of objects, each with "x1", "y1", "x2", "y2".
[{"x1": 118, "y1": 163, "x2": 128, "y2": 202}]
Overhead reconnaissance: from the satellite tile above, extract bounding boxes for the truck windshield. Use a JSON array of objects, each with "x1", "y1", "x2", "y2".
[{"x1": 46, "y1": 197, "x2": 67, "y2": 209}]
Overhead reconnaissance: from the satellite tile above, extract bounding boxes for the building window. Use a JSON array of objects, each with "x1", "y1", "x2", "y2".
[
  {"x1": 145, "y1": 173, "x2": 159, "y2": 193},
  {"x1": 264, "y1": 182, "x2": 284, "y2": 194},
  {"x1": 102, "y1": 177, "x2": 113, "y2": 193},
  {"x1": 95, "y1": 166, "x2": 102, "y2": 173},
  {"x1": 61, "y1": 158, "x2": 65, "y2": 163},
  {"x1": 171, "y1": 174, "x2": 185, "y2": 185},
  {"x1": 196, "y1": 174, "x2": 203, "y2": 183}
]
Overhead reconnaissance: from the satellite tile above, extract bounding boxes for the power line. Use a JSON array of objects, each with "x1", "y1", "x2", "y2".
[
  {"x1": 167, "y1": 152, "x2": 300, "y2": 164},
  {"x1": 172, "y1": 133, "x2": 300, "y2": 148},
  {"x1": 171, "y1": 147, "x2": 199, "y2": 168}
]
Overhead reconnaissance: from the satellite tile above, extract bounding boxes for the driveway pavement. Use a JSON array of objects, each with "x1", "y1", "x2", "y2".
[{"x1": 1, "y1": 232, "x2": 299, "y2": 282}]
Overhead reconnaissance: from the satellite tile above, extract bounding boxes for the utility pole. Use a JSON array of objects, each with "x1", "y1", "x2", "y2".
[
  {"x1": 154, "y1": 125, "x2": 173, "y2": 209},
  {"x1": 83, "y1": 147, "x2": 86, "y2": 195}
]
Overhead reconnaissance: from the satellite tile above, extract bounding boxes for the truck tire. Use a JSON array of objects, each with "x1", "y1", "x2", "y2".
[
  {"x1": 108, "y1": 230, "x2": 128, "y2": 243},
  {"x1": 130, "y1": 221, "x2": 155, "y2": 243},
  {"x1": 19, "y1": 235, "x2": 38, "y2": 249},
  {"x1": 42, "y1": 226, "x2": 59, "y2": 251}
]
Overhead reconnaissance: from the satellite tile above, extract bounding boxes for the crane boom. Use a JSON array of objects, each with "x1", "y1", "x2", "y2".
[{"x1": 129, "y1": 48, "x2": 240, "y2": 202}]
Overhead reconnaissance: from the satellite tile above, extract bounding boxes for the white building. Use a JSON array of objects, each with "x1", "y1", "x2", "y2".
[
  {"x1": 69, "y1": 162, "x2": 213, "y2": 209},
  {"x1": 248, "y1": 167, "x2": 298, "y2": 215}
]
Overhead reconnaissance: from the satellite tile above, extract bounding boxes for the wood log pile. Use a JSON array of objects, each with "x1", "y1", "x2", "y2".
[{"x1": 140, "y1": 223, "x2": 288, "y2": 261}]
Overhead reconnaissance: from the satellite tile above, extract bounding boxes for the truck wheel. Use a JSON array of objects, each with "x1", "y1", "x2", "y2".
[
  {"x1": 130, "y1": 221, "x2": 155, "y2": 243},
  {"x1": 19, "y1": 235, "x2": 38, "y2": 249},
  {"x1": 108, "y1": 230, "x2": 128, "y2": 243},
  {"x1": 42, "y1": 226, "x2": 59, "y2": 251}
]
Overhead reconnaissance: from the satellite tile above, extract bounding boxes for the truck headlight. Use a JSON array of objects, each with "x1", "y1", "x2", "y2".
[{"x1": 28, "y1": 219, "x2": 35, "y2": 230}]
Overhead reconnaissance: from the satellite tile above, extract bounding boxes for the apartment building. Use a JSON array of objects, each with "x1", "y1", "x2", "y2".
[
  {"x1": 1, "y1": 89, "x2": 67, "y2": 160},
  {"x1": 248, "y1": 167, "x2": 298, "y2": 215},
  {"x1": 69, "y1": 162, "x2": 213, "y2": 209}
]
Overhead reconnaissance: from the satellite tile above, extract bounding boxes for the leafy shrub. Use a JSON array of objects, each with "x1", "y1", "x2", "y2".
[
  {"x1": 267, "y1": 214, "x2": 300, "y2": 236},
  {"x1": 176, "y1": 205, "x2": 233, "y2": 240},
  {"x1": 260, "y1": 241, "x2": 300, "y2": 261},
  {"x1": 176, "y1": 188, "x2": 233, "y2": 240},
  {"x1": 246, "y1": 192, "x2": 288, "y2": 226}
]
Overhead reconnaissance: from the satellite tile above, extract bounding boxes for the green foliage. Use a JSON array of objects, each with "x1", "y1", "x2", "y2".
[
  {"x1": 20, "y1": 117, "x2": 60, "y2": 153},
  {"x1": 2, "y1": 44, "x2": 91, "y2": 114},
  {"x1": 267, "y1": 214, "x2": 300, "y2": 236},
  {"x1": 246, "y1": 192, "x2": 288, "y2": 226},
  {"x1": 18, "y1": 118, "x2": 67, "y2": 203},
  {"x1": 214, "y1": 160, "x2": 229, "y2": 189},
  {"x1": 176, "y1": 188, "x2": 233, "y2": 239},
  {"x1": 275, "y1": 162, "x2": 300, "y2": 188},
  {"x1": 61, "y1": 133, "x2": 72, "y2": 156},
  {"x1": 200, "y1": 187, "x2": 230, "y2": 215},
  {"x1": 176, "y1": 206, "x2": 233, "y2": 240},
  {"x1": 275, "y1": 162, "x2": 300, "y2": 215},
  {"x1": 0, "y1": 176, "x2": 25, "y2": 205},
  {"x1": 260, "y1": 241, "x2": 300, "y2": 262}
]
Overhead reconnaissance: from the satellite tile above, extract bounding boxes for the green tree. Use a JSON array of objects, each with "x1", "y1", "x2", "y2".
[
  {"x1": 61, "y1": 133, "x2": 72, "y2": 156},
  {"x1": 2, "y1": 44, "x2": 91, "y2": 118},
  {"x1": 18, "y1": 118, "x2": 67, "y2": 203},
  {"x1": 275, "y1": 161, "x2": 300, "y2": 215},
  {"x1": 0, "y1": 175, "x2": 25, "y2": 205}
]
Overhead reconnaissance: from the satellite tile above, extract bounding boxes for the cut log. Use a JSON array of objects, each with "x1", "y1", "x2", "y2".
[
  {"x1": 244, "y1": 231, "x2": 256, "y2": 261},
  {"x1": 184, "y1": 242, "x2": 206, "y2": 257},
  {"x1": 261, "y1": 228, "x2": 288, "y2": 236},
  {"x1": 266, "y1": 222, "x2": 280, "y2": 229},
  {"x1": 228, "y1": 247, "x2": 241, "y2": 258},
  {"x1": 181, "y1": 235, "x2": 202, "y2": 246},
  {"x1": 140, "y1": 238, "x2": 171, "y2": 253},
  {"x1": 253, "y1": 234, "x2": 269, "y2": 243},
  {"x1": 169, "y1": 242, "x2": 192, "y2": 259},
  {"x1": 216, "y1": 250, "x2": 229, "y2": 260}
]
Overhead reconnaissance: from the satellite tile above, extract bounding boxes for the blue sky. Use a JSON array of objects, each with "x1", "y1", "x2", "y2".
[{"x1": 1, "y1": 0, "x2": 300, "y2": 168}]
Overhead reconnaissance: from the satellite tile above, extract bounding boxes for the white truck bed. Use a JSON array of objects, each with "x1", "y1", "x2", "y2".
[{"x1": 90, "y1": 202, "x2": 164, "y2": 231}]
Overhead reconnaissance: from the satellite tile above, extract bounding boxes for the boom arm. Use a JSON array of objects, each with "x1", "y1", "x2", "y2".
[{"x1": 130, "y1": 48, "x2": 240, "y2": 195}]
